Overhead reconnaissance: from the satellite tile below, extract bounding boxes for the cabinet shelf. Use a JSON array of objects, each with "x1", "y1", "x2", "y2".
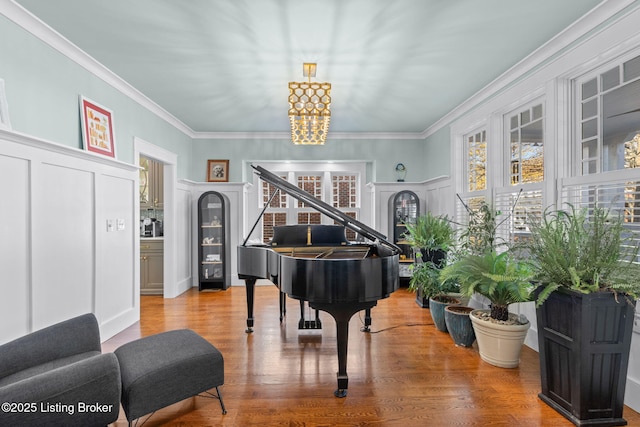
[
  {"x1": 198, "y1": 191, "x2": 230, "y2": 291},
  {"x1": 389, "y1": 190, "x2": 420, "y2": 285}
]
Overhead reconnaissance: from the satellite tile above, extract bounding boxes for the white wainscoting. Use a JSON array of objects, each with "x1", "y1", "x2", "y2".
[{"x1": 0, "y1": 129, "x2": 139, "y2": 344}]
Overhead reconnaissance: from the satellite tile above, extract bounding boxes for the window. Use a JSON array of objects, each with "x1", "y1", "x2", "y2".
[
  {"x1": 258, "y1": 164, "x2": 362, "y2": 243},
  {"x1": 578, "y1": 53, "x2": 640, "y2": 174},
  {"x1": 261, "y1": 177, "x2": 287, "y2": 243},
  {"x1": 466, "y1": 130, "x2": 487, "y2": 192},
  {"x1": 332, "y1": 174, "x2": 359, "y2": 240},
  {"x1": 508, "y1": 104, "x2": 544, "y2": 185}
]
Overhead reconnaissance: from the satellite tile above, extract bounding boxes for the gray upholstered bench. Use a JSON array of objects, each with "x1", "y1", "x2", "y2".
[{"x1": 114, "y1": 329, "x2": 226, "y2": 425}]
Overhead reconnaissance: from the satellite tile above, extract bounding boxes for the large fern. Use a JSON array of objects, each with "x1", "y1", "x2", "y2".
[{"x1": 523, "y1": 203, "x2": 640, "y2": 306}]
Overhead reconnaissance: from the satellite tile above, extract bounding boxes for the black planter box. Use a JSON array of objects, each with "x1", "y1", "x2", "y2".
[
  {"x1": 536, "y1": 288, "x2": 635, "y2": 426},
  {"x1": 415, "y1": 288, "x2": 429, "y2": 308}
]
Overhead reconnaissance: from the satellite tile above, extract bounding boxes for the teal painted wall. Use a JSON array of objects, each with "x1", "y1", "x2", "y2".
[
  {"x1": 191, "y1": 137, "x2": 426, "y2": 183},
  {"x1": 1, "y1": 15, "x2": 441, "y2": 184},
  {"x1": 423, "y1": 126, "x2": 451, "y2": 179},
  {"x1": 0, "y1": 15, "x2": 193, "y2": 178}
]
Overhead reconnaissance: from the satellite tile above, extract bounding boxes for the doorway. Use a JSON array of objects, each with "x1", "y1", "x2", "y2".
[{"x1": 134, "y1": 137, "x2": 178, "y2": 299}]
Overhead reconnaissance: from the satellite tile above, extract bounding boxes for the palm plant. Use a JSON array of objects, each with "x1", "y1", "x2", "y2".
[{"x1": 439, "y1": 251, "x2": 534, "y2": 321}]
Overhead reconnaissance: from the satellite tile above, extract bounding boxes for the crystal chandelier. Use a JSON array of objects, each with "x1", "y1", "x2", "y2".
[{"x1": 288, "y1": 63, "x2": 331, "y2": 145}]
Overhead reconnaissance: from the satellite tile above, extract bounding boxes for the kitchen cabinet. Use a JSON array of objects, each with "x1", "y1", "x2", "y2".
[
  {"x1": 140, "y1": 239, "x2": 163, "y2": 295},
  {"x1": 198, "y1": 191, "x2": 230, "y2": 290},
  {"x1": 140, "y1": 156, "x2": 164, "y2": 209}
]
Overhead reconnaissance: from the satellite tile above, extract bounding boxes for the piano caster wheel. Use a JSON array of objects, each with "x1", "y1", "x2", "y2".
[
  {"x1": 334, "y1": 389, "x2": 347, "y2": 398},
  {"x1": 245, "y1": 327, "x2": 253, "y2": 333},
  {"x1": 360, "y1": 325, "x2": 371, "y2": 333}
]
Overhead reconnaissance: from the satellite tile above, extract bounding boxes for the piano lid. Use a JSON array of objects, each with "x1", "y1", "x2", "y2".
[{"x1": 250, "y1": 164, "x2": 400, "y2": 254}]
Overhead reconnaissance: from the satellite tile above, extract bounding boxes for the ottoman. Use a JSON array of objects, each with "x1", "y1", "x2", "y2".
[{"x1": 114, "y1": 329, "x2": 226, "y2": 424}]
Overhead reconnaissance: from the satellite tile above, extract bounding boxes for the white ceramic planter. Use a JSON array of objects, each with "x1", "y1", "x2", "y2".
[{"x1": 469, "y1": 309, "x2": 530, "y2": 368}]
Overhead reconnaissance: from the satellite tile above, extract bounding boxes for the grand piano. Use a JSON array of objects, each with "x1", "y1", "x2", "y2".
[{"x1": 237, "y1": 165, "x2": 400, "y2": 397}]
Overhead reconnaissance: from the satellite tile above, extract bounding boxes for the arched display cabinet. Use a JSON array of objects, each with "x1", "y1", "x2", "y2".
[
  {"x1": 388, "y1": 190, "x2": 420, "y2": 286},
  {"x1": 197, "y1": 191, "x2": 231, "y2": 290}
]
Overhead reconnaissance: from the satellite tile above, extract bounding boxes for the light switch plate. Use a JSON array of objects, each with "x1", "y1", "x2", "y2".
[
  {"x1": 106, "y1": 219, "x2": 115, "y2": 232},
  {"x1": 117, "y1": 218, "x2": 125, "y2": 231}
]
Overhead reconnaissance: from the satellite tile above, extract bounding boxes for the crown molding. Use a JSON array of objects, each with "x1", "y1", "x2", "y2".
[
  {"x1": 421, "y1": 0, "x2": 639, "y2": 139},
  {"x1": 5, "y1": 0, "x2": 637, "y2": 142},
  {"x1": 1, "y1": 0, "x2": 195, "y2": 138},
  {"x1": 2, "y1": 1, "x2": 425, "y2": 142},
  {"x1": 191, "y1": 131, "x2": 425, "y2": 140}
]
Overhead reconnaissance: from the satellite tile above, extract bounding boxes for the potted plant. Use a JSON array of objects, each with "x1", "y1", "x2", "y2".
[
  {"x1": 404, "y1": 212, "x2": 455, "y2": 307},
  {"x1": 443, "y1": 305, "x2": 476, "y2": 347},
  {"x1": 403, "y1": 211, "x2": 455, "y2": 259},
  {"x1": 408, "y1": 259, "x2": 460, "y2": 330},
  {"x1": 523, "y1": 203, "x2": 640, "y2": 426},
  {"x1": 439, "y1": 250, "x2": 534, "y2": 367}
]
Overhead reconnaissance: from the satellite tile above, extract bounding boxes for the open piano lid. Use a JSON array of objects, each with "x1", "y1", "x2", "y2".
[{"x1": 251, "y1": 164, "x2": 401, "y2": 254}]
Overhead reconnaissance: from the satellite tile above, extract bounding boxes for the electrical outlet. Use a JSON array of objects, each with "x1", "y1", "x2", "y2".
[
  {"x1": 117, "y1": 218, "x2": 125, "y2": 231},
  {"x1": 106, "y1": 219, "x2": 115, "y2": 232}
]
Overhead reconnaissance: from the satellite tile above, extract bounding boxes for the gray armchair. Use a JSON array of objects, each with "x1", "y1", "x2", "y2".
[{"x1": 0, "y1": 313, "x2": 121, "y2": 426}]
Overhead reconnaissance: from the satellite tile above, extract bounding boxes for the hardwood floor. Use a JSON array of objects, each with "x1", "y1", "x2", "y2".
[{"x1": 103, "y1": 284, "x2": 640, "y2": 426}]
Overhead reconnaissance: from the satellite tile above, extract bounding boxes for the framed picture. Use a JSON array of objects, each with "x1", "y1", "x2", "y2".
[
  {"x1": 79, "y1": 95, "x2": 116, "y2": 158},
  {"x1": 207, "y1": 159, "x2": 229, "y2": 182},
  {"x1": 0, "y1": 78, "x2": 11, "y2": 130}
]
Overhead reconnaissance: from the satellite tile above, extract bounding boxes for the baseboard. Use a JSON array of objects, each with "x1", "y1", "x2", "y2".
[
  {"x1": 176, "y1": 276, "x2": 192, "y2": 295},
  {"x1": 625, "y1": 375, "x2": 640, "y2": 413},
  {"x1": 99, "y1": 307, "x2": 139, "y2": 342}
]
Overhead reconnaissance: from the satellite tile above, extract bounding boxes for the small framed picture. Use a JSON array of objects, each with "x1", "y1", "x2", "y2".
[
  {"x1": 207, "y1": 159, "x2": 229, "y2": 182},
  {"x1": 79, "y1": 95, "x2": 116, "y2": 158},
  {"x1": 0, "y1": 78, "x2": 11, "y2": 130}
]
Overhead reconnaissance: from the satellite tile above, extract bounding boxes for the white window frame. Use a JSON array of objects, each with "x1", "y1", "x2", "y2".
[
  {"x1": 251, "y1": 161, "x2": 365, "y2": 242},
  {"x1": 503, "y1": 99, "x2": 545, "y2": 187},
  {"x1": 572, "y1": 48, "x2": 640, "y2": 177}
]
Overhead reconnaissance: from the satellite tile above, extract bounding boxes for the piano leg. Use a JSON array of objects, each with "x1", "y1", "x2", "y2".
[
  {"x1": 361, "y1": 308, "x2": 372, "y2": 332},
  {"x1": 244, "y1": 278, "x2": 256, "y2": 333},
  {"x1": 279, "y1": 291, "x2": 286, "y2": 322},
  {"x1": 310, "y1": 301, "x2": 377, "y2": 398}
]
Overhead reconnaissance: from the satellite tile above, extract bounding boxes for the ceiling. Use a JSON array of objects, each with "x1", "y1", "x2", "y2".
[{"x1": 14, "y1": 0, "x2": 603, "y2": 137}]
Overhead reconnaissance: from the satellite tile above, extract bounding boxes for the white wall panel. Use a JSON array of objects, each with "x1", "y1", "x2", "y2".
[
  {"x1": 32, "y1": 163, "x2": 94, "y2": 329},
  {"x1": 95, "y1": 174, "x2": 135, "y2": 323},
  {"x1": 0, "y1": 130, "x2": 138, "y2": 344},
  {"x1": 0, "y1": 154, "x2": 30, "y2": 342},
  {"x1": 176, "y1": 184, "x2": 192, "y2": 291}
]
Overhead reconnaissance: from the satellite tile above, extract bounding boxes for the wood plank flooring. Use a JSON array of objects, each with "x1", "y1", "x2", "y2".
[{"x1": 103, "y1": 284, "x2": 640, "y2": 426}]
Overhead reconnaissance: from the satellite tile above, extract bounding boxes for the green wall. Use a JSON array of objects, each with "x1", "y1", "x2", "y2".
[
  {"x1": 191, "y1": 137, "x2": 428, "y2": 183},
  {"x1": 1, "y1": 14, "x2": 450, "y2": 184},
  {"x1": 423, "y1": 126, "x2": 451, "y2": 179},
  {"x1": 0, "y1": 15, "x2": 192, "y2": 178}
]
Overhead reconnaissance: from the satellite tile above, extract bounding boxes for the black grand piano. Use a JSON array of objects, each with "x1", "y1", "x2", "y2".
[{"x1": 237, "y1": 165, "x2": 400, "y2": 397}]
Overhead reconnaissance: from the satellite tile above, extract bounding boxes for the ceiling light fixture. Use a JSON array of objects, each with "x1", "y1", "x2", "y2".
[{"x1": 288, "y1": 63, "x2": 331, "y2": 145}]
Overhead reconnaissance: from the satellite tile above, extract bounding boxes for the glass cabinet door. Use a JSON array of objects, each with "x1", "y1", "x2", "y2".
[
  {"x1": 389, "y1": 190, "x2": 420, "y2": 264},
  {"x1": 198, "y1": 191, "x2": 230, "y2": 290}
]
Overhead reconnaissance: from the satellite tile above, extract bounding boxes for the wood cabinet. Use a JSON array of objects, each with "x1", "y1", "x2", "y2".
[
  {"x1": 140, "y1": 156, "x2": 163, "y2": 209},
  {"x1": 198, "y1": 191, "x2": 230, "y2": 290},
  {"x1": 140, "y1": 239, "x2": 163, "y2": 295}
]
